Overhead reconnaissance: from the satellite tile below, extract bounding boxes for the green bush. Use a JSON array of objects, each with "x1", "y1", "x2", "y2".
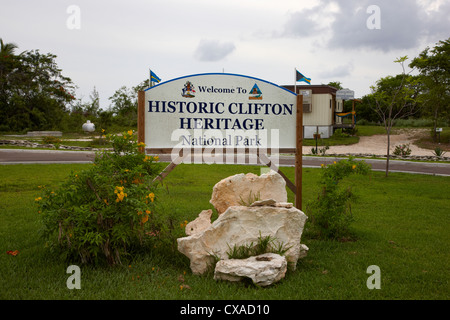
[
  {"x1": 42, "y1": 136, "x2": 62, "y2": 145},
  {"x1": 37, "y1": 130, "x2": 163, "y2": 265},
  {"x1": 306, "y1": 157, "x2": 370, "y2": 240},
  {"x1": 432, "y1": 147, "x2": 447, "y2": 157},
  {"x1": 332, "y1": 129, "x2": 350, "y2": 138},
  {"x1": 393, "y1": 143, "x2": 412, "y2": 156}
]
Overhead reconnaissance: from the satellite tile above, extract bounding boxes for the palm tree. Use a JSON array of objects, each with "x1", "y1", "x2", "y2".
[
  {"x1": 0, "y1": 38, "x2": 19, "y2": 92},
  {"x1": 0, "y1": 38, "x2": 18, "y2": 57}
]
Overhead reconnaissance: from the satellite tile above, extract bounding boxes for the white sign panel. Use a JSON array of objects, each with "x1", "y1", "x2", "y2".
[
  {"x1": 336, "y1": 89, "x2": 355, "y2": 100},
  {"x1": 144, "y1": 73, "x2": 297, "y2": 150}
]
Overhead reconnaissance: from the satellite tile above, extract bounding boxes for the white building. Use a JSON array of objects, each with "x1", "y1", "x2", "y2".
[{"x1": 282, "y1": 85, "x2": 357, "y2": 139}]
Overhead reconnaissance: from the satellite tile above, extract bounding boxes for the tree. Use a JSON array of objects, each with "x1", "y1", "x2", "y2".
[
  {"x1": 0, "y1": 38, "x2": 19, "y2": 91},
  {"x1": 356, "y1": 94, "x2": 380, "y2": 123},
  {"x1": 109, "y1": 86, "x2": 136, "y2": 127},
  {"x1": 327, "y1": 81, "x2": 343, "y2": 90},
  {"x1": 108, "y1": 79, "x2": 149, "y2": 128},
  {"x1": 371, "y1": 56, "x2": 420, "y2": 177},
  {"x1": 87, "y1": 86, "x2": 100, "y2": 117},
  {"x1": 410, "y1": 38, "x2": 450, "y2": 141},
  {"x1": 0, "y1": 39, "x2": 75, "y2": 132}
]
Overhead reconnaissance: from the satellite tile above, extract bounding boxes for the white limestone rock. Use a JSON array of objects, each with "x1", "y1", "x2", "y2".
[
  {"x1": 210, "y1": 171, "x2": 288, "y2": 215},
  {"x1": 299, "y1": 244, "x2": 309, "y2": 259},
  {"x1": 214, "y1": 253, "x2": 287, "y2": 287},
  {"x1": 185, "y1": 209, "x2": 213, "y2": 236},
  {"x1": 177, "y1": 205, "x2": 308, "y2": 275},
  {"x1": 249, "y1": 199, "x2": 277, "y2": 207}
]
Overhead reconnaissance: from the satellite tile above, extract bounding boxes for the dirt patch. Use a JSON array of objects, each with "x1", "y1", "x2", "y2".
[{"x1": 303, "y1": 128, "x2": 439, "y2": 157}]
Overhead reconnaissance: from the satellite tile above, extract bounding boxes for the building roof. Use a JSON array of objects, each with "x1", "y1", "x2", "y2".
[{"x1": 282, "y1": 85, "x2": 339, "y2": 95}]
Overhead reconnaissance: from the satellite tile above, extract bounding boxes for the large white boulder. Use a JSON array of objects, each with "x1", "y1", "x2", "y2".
[
  {"x1": 177, "y1": 204, "x2": 308, "y2": 275},
  {"x1": 210, "y1": 171, "x2": 288, "y2": 215},
  {"x1": 214, "y1": 253, "x2": 287, "y2": 287}
]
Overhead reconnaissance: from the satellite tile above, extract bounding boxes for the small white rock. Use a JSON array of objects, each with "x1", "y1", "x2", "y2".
[{"x1": 214, "y1": 253, "x2": 287, "y2": 287}]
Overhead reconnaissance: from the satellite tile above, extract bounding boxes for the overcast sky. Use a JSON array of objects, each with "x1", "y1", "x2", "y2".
[{"x1": 1, "y1": 0, "x2": 449, "y2": 109}]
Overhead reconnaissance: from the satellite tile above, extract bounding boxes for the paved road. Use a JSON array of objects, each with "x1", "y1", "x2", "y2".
[{"x1": 1, "y1": 149, "x2": 449, "y2": 176}]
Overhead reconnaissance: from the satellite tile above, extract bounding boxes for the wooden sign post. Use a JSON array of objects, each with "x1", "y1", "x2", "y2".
[{"x1": 296, "y1": 94, "x2": 303, "y2": 210}]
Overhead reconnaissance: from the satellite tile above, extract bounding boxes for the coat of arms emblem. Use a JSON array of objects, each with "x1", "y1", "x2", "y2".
[{"x1": 182, "y1": 81, "x2": 196, "y2": 98}]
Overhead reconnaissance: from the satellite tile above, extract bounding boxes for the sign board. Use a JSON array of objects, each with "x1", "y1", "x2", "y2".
[
  {"x1": 142, "y1": 73, "x2": 298, "y2": 151},
  {"x1": 299, "y1": 89, "x2": 312, "y2": 113},
  {"x1": 336, "y1": 89, "x2": 355, "y2": 100},
  {"x1": 138, "y1": 72, "x2": 304, "y2": 209},
  {"x1": 299, "y1": 89, "x2": 311, "y2": 104},
  {"x1": 436, "y1": 128, "x2": 443, "y2": 133}
]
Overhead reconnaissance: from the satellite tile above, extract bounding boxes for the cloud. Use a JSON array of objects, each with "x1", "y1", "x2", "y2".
[
  {"x1": 280, "y1": 2, "x2": 336, "y2": 38},
  {"x1": 279, "y1": 0, "x2": 450, "y2": 52},
  {"x1": 281, "y1": 10, "x2": 327, "y2": 37},
  {"x1": 326, "y1": 0, "x2": 425, "y2": 52},
  {"x1": 319, "y1": 62, "x2": 354, "y2": 78},
  {"x1": 194, "y1": 39, "x2": 236, "y2": 62},
  {"x1": 419, "y1": 0, "x2": 450, "y2": 40}
]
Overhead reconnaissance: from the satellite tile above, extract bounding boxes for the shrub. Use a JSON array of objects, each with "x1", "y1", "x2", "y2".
[
  {"x1": 37, "y1": 130, "x2": 163, "y2": 265},
  {"x1": 42, "y1": 136, "x2": 62, "y2": 145},
  {"x1": 332, "y1": 129, "x2": 350, "y2": 138},
  {"x1": 306, "y1": 157, "x2": 370, "y2": 240},
  {"x1": 432, "y1": 147, "x2": 447, "y2": 157},
  {"x1": 393, "y1": 143, "x2": 412, "y2": 156}
]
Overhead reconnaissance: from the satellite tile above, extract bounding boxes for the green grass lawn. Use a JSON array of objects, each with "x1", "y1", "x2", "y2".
[
  {"x1": 0, "y1": 163, "x2": 449, "y2": 300},
  {"x1": 302, "y1": 125, "x2": 389, "y2": 147}
]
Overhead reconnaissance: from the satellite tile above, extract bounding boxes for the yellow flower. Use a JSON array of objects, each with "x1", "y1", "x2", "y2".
[
  {"x1": 180, "y1": 220, "x2": 188, "y2": 228},
  {"x1": 333, "y1": 161, "x2": 337, "y2": 164},
  {"x1": 114, "y1": 186, "x2": 127, "y2": 202},
  {"x1": 101, "y1": 129, "x2": 105, "y2": 133},
  {"x1": 141, "y1": 215, "x2": 149, "y2": 224},
  {"x1": 321, "y1": 164, "x2": 325, "y2": 168},
  {"x1": 115, "y1": 192, "x2": 127, "y2": 202},
  {"x1": 147, "y1": 192, "x2": 155, "y2": 202},
  {"x1": 145, "y1": 210, "x2": 151, "y2": 215},
  {"x1": 137, "y1": 142, "x2": 145, "y2": 147},
  {"x1": 352, "y1": 165, "x2": 356, "y2": 170},
  {"x1": 127, "y1": 130, "x2": 133, "y2": 136},
  {"x1": 35, "y1": 197, "x2": 42, "y2": 202},
  {"x1": 153, "y1": 156, "x2": 159, "y2": 162}
]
